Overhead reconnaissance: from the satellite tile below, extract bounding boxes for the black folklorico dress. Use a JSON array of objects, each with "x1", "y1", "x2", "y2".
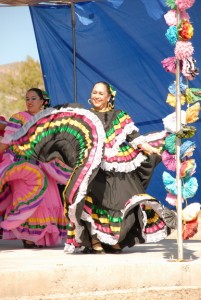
[{"x1": 9, "y1": 106, "x2": 176, "y2": 253}]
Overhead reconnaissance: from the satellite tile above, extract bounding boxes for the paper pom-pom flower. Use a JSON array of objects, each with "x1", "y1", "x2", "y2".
[
  {"x1": 175, "y1": 41, "x2": 194, "y2": 60},
  {"x1": 161, "y1": 57, "x2": 176, "y2": 73},
  {"x1": 186, "y1": 87, "x2": 201, "y2": 103},
  {"x1": 166, "y1": 0, "x2": 177, "y2": 9},
  {"x1": 176, "y1": 0, "x2": 195, "y2": 11},
  {"x1": 182, "y1": 57, "x2": 199, "y2": 80},
  {"x1": 163, "y1": 172, "x2": 198, "y2": 199},
  {"x1": 164, "y1": 134, "x2": 176, "y2": 154},
  {"x1": 180, "y1": 10, "x2": 190, "y2": 21},
  {"x1": 163, "y1": 207, "x2": 177, "y2": 229},
  {"x1": 180, "y1": 159, "x2": 196, "y2": 178},
  {"x1": 165, "y1": 192, "x2": 184, "y2": 206},
  {"x1": 164, "y1": 10, "x2": 177, "y2": 26},
  {"x1": 165, "y1": 26, "x2": 178, "y2": 45},
  {"x1": 186, "y1": 102, "x2": 200, "y2": 123},
  {"x1": 182, "y1": 202, "x2": 201, "y2": 222},
  {"x1": 162, "y1": 150, "x2": 176, "y2": 171},
  {"x1": 168, "y1": 77, "x2": 187, "y2": 95},
  {"x1": 164, "y1": 10, "x2": 190, "y2": 26},
  {"x1": 182, "y1": 176, "x2": 198, "y2": 199},
  {"x1": 166, "y1": 94, "x2": 186, "y2": 107},
  {"x1": 178, "y1": 20, "x2": 194, "y2": 41},
  {"x1": 176, "y1": 125, "x2": 196, "y2": 139},
  {"x1": 182, "y1": 219, "x2": 198, "y2": 240},
  {"x1": 163, "y1": 171, "x2": 177, "y2": 195},
  {"x1": 162, "y1": 111, "x2": 186, "y2": 132},
  {"x1": 180, "y1": 140, "x2": 196, "y2": 159}
]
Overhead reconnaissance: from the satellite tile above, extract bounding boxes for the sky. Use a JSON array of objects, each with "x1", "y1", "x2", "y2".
[{"x1": 0, "y1": 6, "x2": 39, "y2": 65}]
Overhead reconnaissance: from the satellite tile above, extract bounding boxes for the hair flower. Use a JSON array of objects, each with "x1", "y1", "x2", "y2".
[
  {"x1": 175, "y1": 41, "x2": 194, "y2": 60},
  {"x1": 176, "y1": 0, "x2": 195, "y2": 11},
  {"x1": 109, "y1": 85, "x2": 117, "y2": 97},
  {"x1": 178, "y1": 20, "x2": 194, "y2": 40},
  {"x1": 165, "y1": 26, "x2": 178, "y2": 45}
]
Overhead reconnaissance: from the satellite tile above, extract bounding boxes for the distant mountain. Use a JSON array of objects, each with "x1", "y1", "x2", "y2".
[{"x1": 0, "y1": 62, "x2": 21, "y2": 74}]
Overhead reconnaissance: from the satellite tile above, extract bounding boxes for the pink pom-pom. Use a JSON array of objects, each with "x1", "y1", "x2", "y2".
[
  {"x1": 165, "y1": 193, "x2": 183, "y2": 206},
  {"x1": 175, "y1": 41, "x2": 194, "y2": 60},
  {"x1": 162, "y1": 150, "x2": 176, "y2": 171},
  {"x1": 180, "y1": 10, "x2": 190, "y2": 21},
  {"x1": 161, "y1": 57, "x2": 176, "y2": 73},
  {"x1": 176, "y1": 0, "x2": 195, "y2": 11}
]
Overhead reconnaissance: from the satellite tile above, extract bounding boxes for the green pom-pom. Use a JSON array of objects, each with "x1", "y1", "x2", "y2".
[
  {"x1": 164, "y1": 134, "x2": 176, "y2": 154},
  {"x1": 166, "y1": 0, "x2": 177, "y2": 9}
]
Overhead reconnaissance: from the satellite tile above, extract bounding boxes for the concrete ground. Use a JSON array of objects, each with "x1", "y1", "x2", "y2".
[{"x1": 0, "y1": 228, "x2": 201, "y2": 300}]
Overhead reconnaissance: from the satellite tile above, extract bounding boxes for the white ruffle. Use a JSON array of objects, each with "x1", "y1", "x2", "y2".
[
  {"x1": 104, "y1": 122, "x2": 139, "y2": 158},
  {"x1": 81, "y1": 211, "x2": 120, "y2": 245},
  {"x1": 129, "y1": 130, "x2": 166, "y2": 149},
  {"x1": 129, "y1": 135, "x2": 147, "y2": 149},
  {"x1": 142, "y1": 130, "x2": 167, "y2": 143},
  {"x1": 121, "y1": 195, "x2": 170, "y2": 243},
  {"x1": 162, "y1": 111, "x2": 186, "y2": 133},
  {"x1": 101, "y1": 152, "x2": 147, "y2": 173},
  {"x1": 63, "y1": 243, "x2": 85, "y2": 254}
]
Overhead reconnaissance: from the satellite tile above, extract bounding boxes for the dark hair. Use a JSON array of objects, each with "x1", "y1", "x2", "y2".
[
  {"x1": 92, "y1": 81, "x2": 116, "y2": 108},
  {"x1": 27, "y1": 88, "x2": 50, "y2": 109}
]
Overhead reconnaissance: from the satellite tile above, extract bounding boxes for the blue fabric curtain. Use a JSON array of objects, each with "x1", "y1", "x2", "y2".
[{"x1": 30, "y1": 0, "x2": 201, "y2": 206}]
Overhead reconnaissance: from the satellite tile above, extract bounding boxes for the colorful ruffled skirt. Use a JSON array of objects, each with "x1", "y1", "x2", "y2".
[{"x1": 0, "y1": 153, "x2": 68, "y2": 246}]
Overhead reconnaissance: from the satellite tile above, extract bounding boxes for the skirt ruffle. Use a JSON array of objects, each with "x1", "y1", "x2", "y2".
[{"x1": 0, "y1": 157, "x2": 68, "y2": 246}]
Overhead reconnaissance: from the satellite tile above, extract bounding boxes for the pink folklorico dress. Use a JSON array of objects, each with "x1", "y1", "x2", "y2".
[{"x1": 0, "y1": 111, "x2": 69, "y2": 246}]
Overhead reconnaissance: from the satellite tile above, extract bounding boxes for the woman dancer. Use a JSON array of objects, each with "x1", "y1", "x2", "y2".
[{"x1": 0, "y1": 88, "x2": 68, "y2": 248}]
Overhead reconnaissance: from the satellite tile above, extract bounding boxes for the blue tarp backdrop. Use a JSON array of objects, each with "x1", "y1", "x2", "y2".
[{"x1": 30, "y1": 0, "x2": 201, "y2": 207}]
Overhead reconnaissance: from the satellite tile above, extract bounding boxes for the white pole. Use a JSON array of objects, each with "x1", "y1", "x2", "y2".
[{"x1": 175, "y1": 9, "x2": 183, "y2": 261}]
